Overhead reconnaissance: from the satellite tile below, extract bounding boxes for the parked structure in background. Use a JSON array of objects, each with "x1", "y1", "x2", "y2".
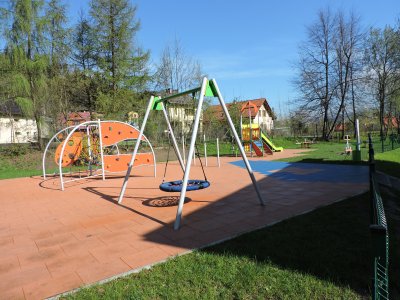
[
  {"x1": 59, "y1": 111, "x2": 92, "y2": 127},
  {"x1": 208, "y1": 98, "x2": 275, "y2": 133},
  {"x1": 383, "y1": 116, "x2": 400, "y2": 133},
  {"x1": 239, "y1": 99, "x2": 275, "y2": 132},
  {"x1": 159, "y1": 89, "x2": 202, "y2": 135},
  {"x1": 0, "y1": 100, "x2": 39, "y2": 144},
  {"x1": 127, "y1": 111, "x2": 139, "y2": 127}
]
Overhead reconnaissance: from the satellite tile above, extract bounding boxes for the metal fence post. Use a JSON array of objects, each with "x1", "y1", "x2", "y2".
[{"x1": 368, "y1": 133, "x2": 375, "y2": 224}]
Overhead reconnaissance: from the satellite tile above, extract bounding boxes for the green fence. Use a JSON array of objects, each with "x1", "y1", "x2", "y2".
[
  {"x1": 368, "y1": 133, "x2": 400, "y2": 154},
  {"x1": 369, "y1": 134, "x2": 389, "y2": 300}
]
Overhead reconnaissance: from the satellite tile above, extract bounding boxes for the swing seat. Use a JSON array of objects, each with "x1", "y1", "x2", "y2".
[{"x1": 159, "y1": 179, "x2": 210, "y2": 192}]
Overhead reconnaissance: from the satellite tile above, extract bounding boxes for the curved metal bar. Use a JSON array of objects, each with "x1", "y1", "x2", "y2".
[
  {"x1": 58, "y1": 121, "x2": 99, "y2": 190},
  {"x1": 97, "y1": 119, "x2": 106, "y2": 180},
  {"x1": 49, "y1": 120, "x2": 156, "y2": 190},
  {"x1": 42, "y1": 125, "x2": 76, "y2": 179}
]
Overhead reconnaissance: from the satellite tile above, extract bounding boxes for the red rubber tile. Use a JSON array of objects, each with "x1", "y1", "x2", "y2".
[
  {"x1": 0, "y1": 153, "x2": 368, "y2": 299},
  {"x1": 23, "y1": 272, "x2": 83, "y2": 300},
  {"x1": 0, "y1": 255, "x2": 20, "y2": 275},
  {"x1": 121, "y1": 247, "x2": 169, "y2": 269},
  {"x1": 89, "y1": 241, "x2": 137, "y2": 263},
  {"x1": 76, "y1": 258, "x2": 131, "y2": 284},
  {"x1": 45, "y1": 252, "x2": 98, "y2": 276},
  {"x1": 0, "y1": 287, "x2": 25, "y2": 300}
]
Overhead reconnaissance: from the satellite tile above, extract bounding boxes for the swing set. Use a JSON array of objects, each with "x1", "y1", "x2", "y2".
[{"x1": 118, "y1": 77, "x2": 265, "y2": 230}]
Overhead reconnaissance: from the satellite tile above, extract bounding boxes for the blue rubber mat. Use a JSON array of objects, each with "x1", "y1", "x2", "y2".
[{"x1": 230, "y1": 160, "x2": 368, "y2": 184}]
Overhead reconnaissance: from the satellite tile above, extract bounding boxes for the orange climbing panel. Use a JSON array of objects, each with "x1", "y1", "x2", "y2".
[
  {"x1": 54, "y1": 132, "x2": 84, "y2": 167},
  {"x1": 103, "y1": 153, "x2": 154, "y2": 172},
  {"x1": 101, "y1": 122, "x2": 145, "y2": 147}
]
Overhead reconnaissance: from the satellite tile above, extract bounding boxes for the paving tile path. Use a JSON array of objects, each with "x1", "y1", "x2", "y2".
[{"x1": 0, "y1": 150, "x2": 368, "y2": 299}]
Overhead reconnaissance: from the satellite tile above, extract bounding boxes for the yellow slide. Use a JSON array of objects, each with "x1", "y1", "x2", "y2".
[{"x1": 261, "y1": 132, "x2": 283, "y2": 152}]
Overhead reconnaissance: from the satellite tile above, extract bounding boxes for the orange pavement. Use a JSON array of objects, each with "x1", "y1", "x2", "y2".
[{"x1": 0, "y1": 150, "x2": 368, "y2": 299}]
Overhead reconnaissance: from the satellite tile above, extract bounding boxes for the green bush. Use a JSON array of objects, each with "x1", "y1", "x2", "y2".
[{"x1": 0, "y1": 144, "x2": 29, "y2": 157}]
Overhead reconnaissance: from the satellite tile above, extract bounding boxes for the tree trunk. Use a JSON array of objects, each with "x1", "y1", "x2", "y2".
[
  {"x1": 109, "y1": 3, "x2": 116, "y2": 91},
  {"x1": 35, "y1": 114, "x2": 43, "y2": 150},
  {"x1": 327, "y1": 98, "x2": 345, "y2": 139},
  {"x1": 351, "y1": 74, "x2": 357, "y2": 138},
  {"x1": 379, "y1": 98, "x2": 385, "y2": 138},
  {"x1": 379, "y1": 79, "x2": 386, "y2": 138},
  {"x1": 322, "y1": 106, "x2": 329, "y2": 140}
]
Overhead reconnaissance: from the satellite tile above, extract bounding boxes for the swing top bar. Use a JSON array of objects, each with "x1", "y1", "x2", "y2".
[{"x1": 151, "y1": 79, "x2": 218, "y2": 110}]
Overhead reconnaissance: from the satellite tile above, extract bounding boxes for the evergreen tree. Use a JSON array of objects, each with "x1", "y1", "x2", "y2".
[
  {"x1": 89, "y1": 0, "x2": 150, "y2": 117},
  {"x1": 45, "y1": 0, "x2": 70, "y2": 76},
  {"x1": 70, "y1": 11, "x2": 99, "y2": 114},
  {"x1": 44, "y1": 0, "x2": 71, "y2": 129},
  {"x1": 1, "y1": 0, "x2": 49, "y2": 148}
]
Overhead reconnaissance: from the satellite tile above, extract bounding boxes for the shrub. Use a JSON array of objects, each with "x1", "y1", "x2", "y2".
[{"x1": 0, "y1": 144, "x2": 29, "y2": 157}]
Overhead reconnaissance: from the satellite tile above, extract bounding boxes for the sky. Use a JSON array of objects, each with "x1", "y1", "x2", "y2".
[{"x1": 67, "y1": 1, "x2": 398, "y2": 115}]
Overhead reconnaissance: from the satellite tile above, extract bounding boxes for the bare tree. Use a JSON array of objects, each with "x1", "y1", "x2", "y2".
[
  {"x1": 294, "y1": 9, "x2": 366, "y2": 140},
  {"x1": 327, "y1": 11, "x2": 363, "y2": 139},
  {"x1": 155, "y1": 38, "x2": 203, "y2": 92},
  {"x1": 293, "y1": 9, "x2": 337, "y2": 140},
  {"x1": 363, "y1": 25, "x2": 400, "y2": 137}
]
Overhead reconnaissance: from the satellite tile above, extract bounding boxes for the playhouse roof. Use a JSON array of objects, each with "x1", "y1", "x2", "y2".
[
  {"x1": 59, "y1": 111, "x2": 92, "y2": 126},
  {"x1": 0, "y1": 99, "x2": 23, "y2": 116}
]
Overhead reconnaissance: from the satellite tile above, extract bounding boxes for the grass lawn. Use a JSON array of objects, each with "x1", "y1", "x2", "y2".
[
  {"x1": 276, "y1": 141, "x2": 369, "y2": 164},
  {"x1": 64, "y1": 192, "x2": 377, "y2": 299},
  {"x1": 0, "y1": 149, "x2": 43, "y2": 179},
  {"x1": 375, "y1": 147, "x2": 400, "y2": 179}
]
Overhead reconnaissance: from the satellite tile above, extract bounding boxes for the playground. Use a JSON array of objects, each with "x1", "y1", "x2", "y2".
[
  {"x1": 0, "y1": 78, "x2": 377, "y2": 299},
  {"x1": 0, "y1": 149, "x2": 369, "y2": 299}
]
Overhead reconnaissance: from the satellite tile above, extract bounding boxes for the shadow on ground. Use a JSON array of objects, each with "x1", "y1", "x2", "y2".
[
  {"x1": 202, "y1": 193, "x2": 372, "y2": 296},
  {"x1": 84, "y1": 161, "x2": 371, "y2": 296},
  {"x1": 375, "y1": 160, "x2": 400, "y2": 179},
  {"x1": 279, "y1": 157, "x2": 369, "y2": 166},
  {"x1": 380, "y1": 186, "x2": 400, "y2": 299}
]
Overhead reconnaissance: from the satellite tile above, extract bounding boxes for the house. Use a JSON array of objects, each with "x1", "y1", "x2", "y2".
[
  {"x1": 334, "y1": 123, "x2": 346, "y2": 132},
  {"x1": 384, "y1": 116, "x2": 399, "y2": 131},
  {"x1": 158, "y1": 89, "x2": 202, "y2": 136},
  {"x1": 59, "y1": 111, "x2": 92, "y2": 127},
  {"x1": 207, "y1": 98, "x2": 275, "y2": 132},
  {"x1": 0, "y1": 100, "x2": 39, "y2": 144}
]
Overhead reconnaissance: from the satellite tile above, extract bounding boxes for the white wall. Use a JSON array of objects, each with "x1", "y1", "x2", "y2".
[
  {"x1": 253, "y1": 106, "x2": 274, "y2": 131},
  {"x1": 167, "y1": 107, "x2": 203, "y2": 134},
  {"x1": 0, "y1": 117, "x2": 38, "y2": 144}
]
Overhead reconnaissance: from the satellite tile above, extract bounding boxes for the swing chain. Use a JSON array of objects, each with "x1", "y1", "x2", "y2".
[
  {"x1": 161, "y1": 130, "x2": 172, "y2": 184},
  {"x1": 160, "y1": 92, "x2": 208, "y2": 188}
]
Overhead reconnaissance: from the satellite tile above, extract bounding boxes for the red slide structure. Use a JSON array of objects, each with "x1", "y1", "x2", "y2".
[{"x1": 251, "y1": 142, "x2": 264, "y2": 156}]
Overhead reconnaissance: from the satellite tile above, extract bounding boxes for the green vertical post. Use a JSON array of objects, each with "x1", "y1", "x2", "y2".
[{"x1": 391, "y1": 134, "x2": 394, "y2": 150}]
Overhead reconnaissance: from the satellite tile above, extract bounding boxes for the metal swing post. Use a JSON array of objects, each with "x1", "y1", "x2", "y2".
[
  {"x1": 211, "y1": 79, "x2": 265, "y2": 206},
  {"x1": 118, "y1": 96, "x2": 154, "y2": 204},
  {"x1": 174, "y1": 77, "x2": 208, "y2": 230}
]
